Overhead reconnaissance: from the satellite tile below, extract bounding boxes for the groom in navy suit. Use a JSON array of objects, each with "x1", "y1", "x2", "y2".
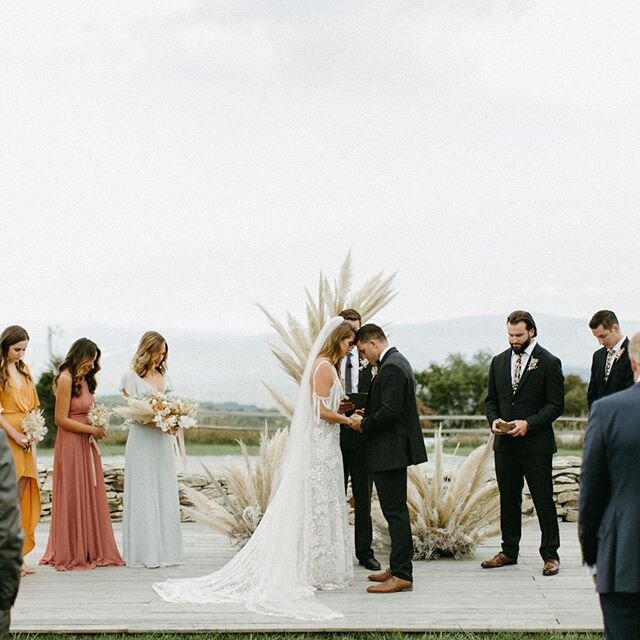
[{"x1": 580, "y1": 332, "x2": 640, "y2": 640}]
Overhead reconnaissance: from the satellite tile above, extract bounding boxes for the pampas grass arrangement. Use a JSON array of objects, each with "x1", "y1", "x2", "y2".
[
  {"x1": 181, "y1": 427, "x2": 288, "y2": 546},
  {"x1": 184, "y1": 256, "x2": 396, "y2": 542},
  {"x1": 372, "y1": 430, "x2": 501, "y2": 560},
  {"x1": 257, "y1": 252, "x2": 396, "y2": 415}
]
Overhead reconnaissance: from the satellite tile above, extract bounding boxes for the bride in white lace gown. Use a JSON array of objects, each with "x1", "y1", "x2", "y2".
[{"x1": 153, "y1": 317, "x2": 358, "y2": 620}]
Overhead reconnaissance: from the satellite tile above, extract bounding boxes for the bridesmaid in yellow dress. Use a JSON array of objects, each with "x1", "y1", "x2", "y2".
[{"x1": 0, "y1": 325, "x2": 41, "y2": 576}]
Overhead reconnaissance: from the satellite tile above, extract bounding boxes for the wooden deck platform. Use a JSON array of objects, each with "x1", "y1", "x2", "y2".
[{"x1": 12, "y1": 521, "x2": 602, "y2": 633}]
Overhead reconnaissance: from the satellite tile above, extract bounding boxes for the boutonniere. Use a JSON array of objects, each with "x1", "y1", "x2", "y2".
[
  {"x1": 360, "y1": 357, "x2": 378, "y2": 378},
  {"x1": 617, "y1": 347, "x2": 625, "y2": 358},
  {"x1": 527, "y1": 357, "x2": 539, "y2": 371}
]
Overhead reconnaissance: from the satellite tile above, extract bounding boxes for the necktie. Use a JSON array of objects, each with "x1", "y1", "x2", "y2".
[
  {"x1": 345, "y1": 352, "x2": 353, "y2": 394},
  {"x1": 512, "y1": 354, "x2": 522, "y2": 393},
  {"x1": 604, "y1": 348, "x2": 616, "y2": 381}
]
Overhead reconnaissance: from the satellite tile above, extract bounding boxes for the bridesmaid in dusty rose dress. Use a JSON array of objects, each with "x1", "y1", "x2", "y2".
[{"x1": 40, "y1": 338, "x2": 123, "y2": 571}]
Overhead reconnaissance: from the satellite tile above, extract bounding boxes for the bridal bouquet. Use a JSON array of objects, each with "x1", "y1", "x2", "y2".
[
  {"x1": 115, "y1": 392, "x2": 199, "y2": 432},
  {"x1": 88, "y1": 403, "x2": 111, "y2": 430},
  {"x1": 21, "y1": 409, "x2": 47, "y2": 451}
]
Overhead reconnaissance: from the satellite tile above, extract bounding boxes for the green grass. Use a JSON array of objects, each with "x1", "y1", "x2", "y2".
[
  {"x1": 10, "y1": 633, "x2": 603, "y2": 640},
  {"x1": 37, "y1": 442, "x2": 261, "y2": 457}
]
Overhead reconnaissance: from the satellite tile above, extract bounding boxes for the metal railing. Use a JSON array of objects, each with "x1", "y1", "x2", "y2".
[{"x1": 195, "y1": 409, "x2": 587, "y2": 436}]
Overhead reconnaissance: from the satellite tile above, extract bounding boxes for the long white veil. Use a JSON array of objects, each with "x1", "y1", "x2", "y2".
[{"x1": 153, "y1": 316, "x2": 346, "y2": 620}]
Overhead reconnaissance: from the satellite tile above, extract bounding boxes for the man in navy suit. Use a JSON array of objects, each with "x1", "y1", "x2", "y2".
[
  {"x1": 587, "y1": 310, "x2": 634, "y2": 411},
  {"x1": 579, "y1": 331, "x2": 640, "y2": 640},
  {"x1": 482, "y1": 310, "x2": 564, "y2": 576}
]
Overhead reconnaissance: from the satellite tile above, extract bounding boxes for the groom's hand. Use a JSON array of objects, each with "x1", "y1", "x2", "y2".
[
  {"x1": 350, "y1": 414, "x2": 363, "y2": 432},
  {"x1": 339, "y1": 400, "x2": 355, "y2": 414}
]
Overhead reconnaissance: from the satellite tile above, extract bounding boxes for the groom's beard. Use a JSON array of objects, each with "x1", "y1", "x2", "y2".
[{"x1": 511, "y1": 339, "x2": 531, "y2": 355}]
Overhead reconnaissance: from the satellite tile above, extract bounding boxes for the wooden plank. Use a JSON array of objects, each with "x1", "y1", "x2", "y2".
[{"x1": 11, "y1": 521, "x2": 602, "y2": 633}]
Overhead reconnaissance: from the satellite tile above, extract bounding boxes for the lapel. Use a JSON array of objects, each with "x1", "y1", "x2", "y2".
[
  {"x1": 498, "y1": 349, "x2": 512, "y2": 391},
  {"x1": 370, "y1": 347, "x2": 397, "y2": 391},
  {"x1": 605, "y1": 337, "x2": 629, "y2": 386},
  {"x1": 513, "y1": 343, "x2": 540, "y2": 395}
]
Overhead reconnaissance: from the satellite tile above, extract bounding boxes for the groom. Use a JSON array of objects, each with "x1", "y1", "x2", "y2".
[{"x1": 351, "y1": 324, "x2": 427, "y2": 593}]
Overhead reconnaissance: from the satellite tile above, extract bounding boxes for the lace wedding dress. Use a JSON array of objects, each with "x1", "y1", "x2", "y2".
[{"x1": 153, "y1": 317, "x2": 354, "y2": 620}]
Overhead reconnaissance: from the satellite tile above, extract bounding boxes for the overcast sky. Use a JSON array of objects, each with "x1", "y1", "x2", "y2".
[{"x1": 3, "y1": 1, "x2": 640, "y2": 338}]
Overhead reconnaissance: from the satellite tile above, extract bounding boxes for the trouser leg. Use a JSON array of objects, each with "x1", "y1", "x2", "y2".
[
  {"x1": 522, "y1": 453, "x2": 560, "y2": 561},
  {"x1": 494, "y1": 451, "x2": 524, "y2": 559},
  {"x1": 350, "y1": 441, "x2": 373, "y2": 560},
  {"x1": 373, "y1": 467, "x2": 412, "y2": 581},
  {"x1": 600, "y1": 593, "x2": 640, "y2": 640}
]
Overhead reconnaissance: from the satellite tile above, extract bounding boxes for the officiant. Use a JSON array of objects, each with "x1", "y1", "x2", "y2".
[{"x1": 338, "y1": 309, "x2": 380, "y2": 572}]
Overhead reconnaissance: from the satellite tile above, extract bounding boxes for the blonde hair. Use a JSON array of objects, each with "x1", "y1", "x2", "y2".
[
  {"x1": 317, "y1": 321, "x2": 355, "y2": 373},
  {"x1": 132, "y1": 331, "x2": 168, "y2": 377},
  {"x1": 629, "y1": 332, "x2": 640, "y2": 367}
]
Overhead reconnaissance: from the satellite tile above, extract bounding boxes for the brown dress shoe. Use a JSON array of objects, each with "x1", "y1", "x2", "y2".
[
  {"x1": 480, "y1": 552, "x2": 517, "y2": 569},
  {"x1": 367, "y1": 576, "x2": 413, "y2": 593},
  {"x1": 368, "y1": 568, "x2": 392, "y2": 582},
  {"x1": 542, "y1": 559, "x2": 560, "y2": 576}
]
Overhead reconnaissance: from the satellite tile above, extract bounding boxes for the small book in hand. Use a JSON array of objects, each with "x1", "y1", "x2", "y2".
[
  {"x1": 497, "y1": 421, "x2": 516, "y2": 433},
  {"x1": 347, "y1": 392, "x2": 368, "y2": 411}
]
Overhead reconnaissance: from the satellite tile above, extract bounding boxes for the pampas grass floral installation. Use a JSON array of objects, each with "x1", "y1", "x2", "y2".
[
  {"x1": 257, "y1": 252, "x2": 396, "y2": 416},
  {"x1": 180, "y1": 427, "x2": 288, "y2": 546},
  {"x1": 372, "y1": 431, "x2": 501, "y2": 560}
]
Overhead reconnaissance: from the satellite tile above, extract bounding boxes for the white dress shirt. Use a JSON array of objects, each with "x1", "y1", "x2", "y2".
[
  {"x1": 604, "y1": 336, "x2": 627, "y2": 373},
  {"x1": 511, "y1": 339, "x2": 536, "y2": 384},
  {"x1": 341, "y1": 346, "x2": 360, "y2": 392}
]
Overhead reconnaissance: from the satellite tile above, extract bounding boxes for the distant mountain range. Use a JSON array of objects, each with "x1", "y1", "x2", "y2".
[{"x1": 23, "y1": 314, "x2": 639, "y2": 407}]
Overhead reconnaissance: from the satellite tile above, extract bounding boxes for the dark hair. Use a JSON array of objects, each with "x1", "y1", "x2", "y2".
[
  {"x1": 0, "y1": 325, "x2": 32, "y2": 391},
  {"x1": 355, "y1": 323, "x2": 387, "y2": 344},
  {"x1": 589, "y1": 310, "x2": 619, "y2": 330},
  {"x1": 338, "y1": 308, "x2": 362, "y2": 324},
  {"x1": 56, "y1": 338, "x2": 101, "y2": 397},
  {"x1": 506, "y1": 310, "x2": 537, "y2": 337}
]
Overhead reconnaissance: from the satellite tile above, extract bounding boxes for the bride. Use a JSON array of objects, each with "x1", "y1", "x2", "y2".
[{"x1": 153, "y1": 317, "x2": 359, "y2": 620}]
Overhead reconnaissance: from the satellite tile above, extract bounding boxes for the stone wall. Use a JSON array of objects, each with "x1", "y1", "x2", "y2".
[
  {"x1": 38, "y1": 464, "x2": 213, "y2": 523},
  {"x1": 38, "y1": 456, "x2": 583, "y2": 523},
  {"x1": 522, "y1": 455, "x2": 581, "y2": 523}
]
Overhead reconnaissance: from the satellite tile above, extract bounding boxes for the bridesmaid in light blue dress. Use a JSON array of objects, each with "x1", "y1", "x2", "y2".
[{"x1": 121, "y1": 331, "x2": 183, "y2": 568}]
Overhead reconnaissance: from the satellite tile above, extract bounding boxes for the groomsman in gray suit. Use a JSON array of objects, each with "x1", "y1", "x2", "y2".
[
  {"x1": 0, "y1": 430, "x2": 23, "y2": 637},
  {"x1": 579, "y1": 331, "x2": 640, "y2": 640}
]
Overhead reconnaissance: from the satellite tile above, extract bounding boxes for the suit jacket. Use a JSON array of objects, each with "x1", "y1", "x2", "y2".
[
  {"x1": 587, "y1": 338, "x2": 634, "y2": 410},
  {"x1": 485, "y1": 343, "x2": 564, "y2": 454},
  {"x1": 579, "y1": 383, "x2": 640, "y2": 593},
  {"x1": 0, "y1": 430, "x2": 22, "y2": 610},
  {"x1": 361, "y1": 347, "x2": 428, "y2": 472}
]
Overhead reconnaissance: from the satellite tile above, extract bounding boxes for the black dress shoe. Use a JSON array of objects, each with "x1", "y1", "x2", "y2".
[{"x1": 359, "y1": 556, "x2": 381, "y2": 571}]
